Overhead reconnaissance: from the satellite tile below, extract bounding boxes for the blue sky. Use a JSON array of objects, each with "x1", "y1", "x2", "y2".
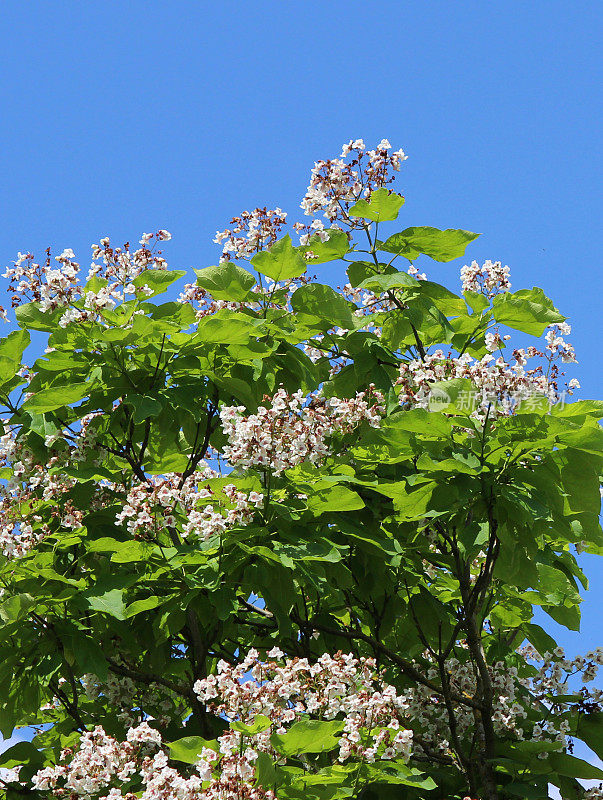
[{"x1": 0, "y1": 0, "x2": 601, "y2": 770}]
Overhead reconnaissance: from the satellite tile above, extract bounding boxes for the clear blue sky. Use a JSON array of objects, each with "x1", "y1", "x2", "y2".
[{"x1": 0, "y1": 0, "x2": 601, "y2": 653}]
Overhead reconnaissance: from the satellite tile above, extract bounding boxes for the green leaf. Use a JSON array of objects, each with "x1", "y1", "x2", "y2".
[
  {"x1": 133, "y1": 269, "x2": 186, "y2": 297},
  {"x1": 188, "y1": 312, "x2": 259, "y2": 345},
  {"x1": 15, "y1": 302, "x2": 63, "y2": 332},
  {"x1": 544, "y1": 602, "x2": 580, "y2": 631},
  {"x1": 347, "y1": 260, "x2": 380, "y2": 288},
  {"x1": 463, "y1": 289, "x2": 490, "y2": 312},
  {"x1": 416, "y1": 280, "x2": 467, "y2": 316},
  {"x1": 357, "y1": 271, "x2": 420, "y2": 294},
  {"x1": 230, "y1": 715, "x2": 272, "y2": 735},
  {"x1": 23, "y1": 381, "x2": 95, "y2": 412},
  {"x1": 271, "y1": 719, "x2": 343, "y2": 756},
  {"x1": 125, "y1": 596, "x2": 164, "y2": 617},
  {"x1": 0, "y1": 741, "x2": 44, "y2": 770},
  {"x1": 385, "y1": 480, "x2": 437, "y2": 519},
  {"x1": 382, "y1": 408, "x2": 452, "y2": 438},
  {"x1": 421, "y1": 377, "x2": 475, "y2": 414},
  {"x1": 493, "y1": 288, "x2": 565, "y2": 335},
  {"x1": 299, "y1": 229, "x2": 349, "y2": 263},
  {"x1": 167, "y1": 735, "x2": 217, "y2": 764},
  {"x1": 0, "y1": 593, "x2": 35, "y2": 623},
  {"x1": 548, "y1": 752, "x2": 603, "y2": 779},
  {"x1": 349, "y1": 188, "x2": 405, "y2": 222},
  {"x1": 379, "y1": 226, "x2": 480, "y2": 262},
  {"x1": 576, "y1": 712, "x2": 603, "y2": 759},
  {"x1": 109, "y1": 540, "x2": 151, "y2": 563},
  {"x1": 148, "y1": 300, "x2": 196, "y2": 327},
  {"x1": 552, "y1": 400, "x2": 603, "y2": 419},
  {"x1": 291, "y1": 283, "x2": 356, "y2": 330},
  {"x1": 505, "y1": 782, "x2": 553, "y2": 799},
  {"x1": 128, "y1": 393, "x2": 164, "y2": 424},
  {"x1": 0, "y1": 330, "x2": 30, "y2": 365},
  {"x1": 194, "y1": 263, "x2": 255, "y2": 300},
  {"x1": 83, "y1": 587, "x2": 126, "y2": 620},
  {"x1": 254, "y1": 751, "x2": 278, "y2": 789},
  {"x1": 251, "y1": 235, "x2": 307, "y2": 281},
  {"x1": 72, "y1": 636, "x2": 109, "y2": 680},
  {"x1": 306, "y1": 485, "x2": 365, "y2": 515}
]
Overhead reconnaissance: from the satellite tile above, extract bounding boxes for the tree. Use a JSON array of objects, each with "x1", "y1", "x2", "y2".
[{"x1": 0, "y1": 139, "x2": 601, "y2": 800}]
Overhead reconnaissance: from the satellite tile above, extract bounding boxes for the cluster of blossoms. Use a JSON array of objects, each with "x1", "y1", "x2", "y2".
[
  {"x1": 214, "y1": 207, "x2": 288, "y2": 262},
  {"x1": 16, "y1": 649, "x2": 603, "y2": 799},
  {"x1": 545, "y1": 321, "x2": 577, "y2": 364},
  {"x1": 294, "y1": 217, "x2": 332, "y2": 247},
  {"x1": 0, "y1": 424, "x2": 80, "y2": 557},
  {"x1": 194, "y1": 648, "x2": 413, "y2": 765},
  {"x1": 29, "y1": 723, "x2": 271, "y2": 800},
  {"x1": 405, "y1": 655, "x2": 526, "y2": 757},
  {"x1": 177, "y1": 274, "x2": 313, "y2": 321},
  {"x1": 460, "y1": 259, "x2": 511, "y2": 297},
  {"x1": 27, "y1": 651, "x2": 412, "y2": 800},
  {"x1": 211, "y1": 140, "x2": 407, "y2": 260},
  {"x1": 298, "y1": 138, "x2": 407, "y2": 228},
  {"x1": 115, "y1": 467, "x2": 263, "y2": 541},
  {"x1": 403, "y1": 646, "x2": 603, "y2": 763},
  {"x1": 0, "y1": 412, "x2": 116, "y2": 558},
  {"x1": 80, "y1": 669, "x2": 187, "y2": 728},
  {"x1": 4, "y1": 231, "x2": 171, "y2": 327},
  {"x1": 220, "y1": 387, "x2": 384, "y2": 476},
  {"x1": 342, "y1": 282, "x2": 398, "y2": 318},
  {"x1": 519, "y1": 645, "x2": 603, "y2": 734},
  {"x1": 43, "y1": 411, "x2": 104, "y2": 465},
  {"x1": 395, "y1": 340, "x2": 576, "y2": 419},
  {"x1": 177, "y1": 281, "x2": 249, "y2": 319},
  {"x1": 32, "y1": 722, "x2": 166, "y2": 798}
]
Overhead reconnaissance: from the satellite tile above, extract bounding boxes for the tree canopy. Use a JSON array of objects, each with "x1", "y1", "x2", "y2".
[{"x1": 0, "y1": 139, "x2": 602, "y2": 800}]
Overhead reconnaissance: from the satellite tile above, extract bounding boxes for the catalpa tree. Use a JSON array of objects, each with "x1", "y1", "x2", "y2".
[{"x1": 0, "y1": 139, "x2": 601, "y2": 800}]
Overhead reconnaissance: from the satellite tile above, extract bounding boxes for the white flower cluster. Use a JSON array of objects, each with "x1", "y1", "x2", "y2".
[
  {"x1": 546, "y1": 321, "x2": 577, "y2": 363},
  {"x1": 4, "y1": 231, "x2": 171, "y2": 326},
  {"x1": 220, "y1": 387, "x2": 384, "y2": 476},
  {"x1": 460, "y1": 259, "x2": 511, "y2": 297},
  {"x1": 396, "y1": 348, "x2": 561, "y2": 419},
  {"x1": 0, "y1": 414, "x2": 115, "y2": 559},
  {"x1": 28, "y1": 651, "x2": 413, "y2": 800},
  {"x1": 484, "y1": 329, "x2": 511, "y2": 352},
  {"x1": 405, "y1": 656, "x2": 525, "y2": 757},
  {"x1": 80, "y1": 669, "x2": 186, "y2": 729},
  {"x1": 0, "y1": 423, "x2": 74, "y2": 558},
  {"x1": 299, "y1": 139, "x2": 406, "y2": 228},
  {"x1": 519, "y1": 645, "x2": 603, "y2": 749},
  {"x1": 32, "y1": 722, "x2": 163, "y2": 798},
  {"x1": 115, "y1": 468, "x2": 263, "y2": 541},
  {"x1": 293, "y1": 217, "x2": 333, "y2": 246},
  {"x1": 404, "y1": 646, "x2": 603, "y2": 761},
  {"x1": 177, "y1": 274, "x2": 311, "y2": 321},
  {"x1": 214, "y1": 207, "x2": 288, "y2": 262},
  {"x1": 194, "y1": 648, "x2": 413, "y2": 765},
  {"x1": 32, "y1": 723, "x2": 272, "y2": 800}
]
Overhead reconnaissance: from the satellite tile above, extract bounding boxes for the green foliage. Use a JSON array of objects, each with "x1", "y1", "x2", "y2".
[
  {"x1": 251, "y1": 234, "x2": 307, "y2": 280},
  {"x1": 349, "y1": 188, "x2": 405, "y2": 222},
  {"x1": 271, "y1": 719, "x2": 344, "y2": 756},
  {"x1": 0, "y1": 176, "x2": 599, "y2": 800},
  {"x1": 194, "y1": 263, "x2": 255, "y2": 300},
  {"x1": 378, "y1": 226, "x2": 480, "y2": 261}
]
